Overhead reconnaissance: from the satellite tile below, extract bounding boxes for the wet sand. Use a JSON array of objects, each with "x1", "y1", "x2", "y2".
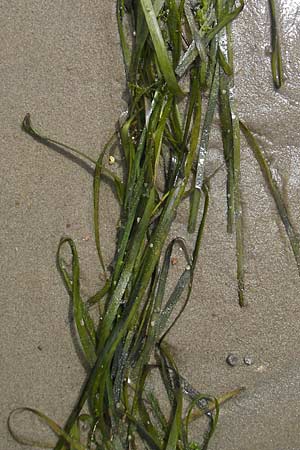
[{"x1": 1, "y1": 1, "x2": 300, "y2": 449}]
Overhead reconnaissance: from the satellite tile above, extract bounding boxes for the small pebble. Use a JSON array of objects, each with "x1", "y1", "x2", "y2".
[
  {"x1": 226, "y1": 353, "x2": 239, "y2": 367},
  {"x1": 244, "y1": 356, "x2": 253, "y2": 366}
]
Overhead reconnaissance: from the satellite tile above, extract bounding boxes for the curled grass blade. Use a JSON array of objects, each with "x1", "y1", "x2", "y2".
[
  {"x1": 160, "y1": 184, "x2": 209, "y2": 345},
  {"x1": 202, "y1": 399, "x2": 219, "y2": 450},
  {"x1": 188, "y1": 387, "x2": 245, "y2": 422},
  {"x1": 87, "y1": 279, "x2": 111, "y2": 307},
  {"x1": 185, "y1": 393, "x2": 214, "y2": 439},
  {"x1": 22, "y1": 113, "x2": 96, "y2": 165},
  {"x1": 22, "y1": 114, "x2": 124, "y2": 205},
  {"x1": 8, "y1": 408, "x2": 85, "y2": 450}
]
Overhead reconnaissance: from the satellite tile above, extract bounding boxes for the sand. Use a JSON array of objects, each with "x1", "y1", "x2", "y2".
[{"x1": 1, "y1": 1, "x2": 300, "y2": 449}]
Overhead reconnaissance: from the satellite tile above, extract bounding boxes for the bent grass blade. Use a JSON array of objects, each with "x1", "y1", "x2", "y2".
[
  {"x1": 240, "y1": 121, "x2": 300, "y2": 275},
  {"x1": 8, "y1": 408, "x2": 86, "y2": 450}
]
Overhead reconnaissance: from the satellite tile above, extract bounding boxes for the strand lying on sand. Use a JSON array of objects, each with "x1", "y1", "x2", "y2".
[
  {"x1": 9, "y1": 1, "x2": 299, "y2": 449},
  {"x1": 268, "y1": 0, "x2": 284, "y2": 89}
]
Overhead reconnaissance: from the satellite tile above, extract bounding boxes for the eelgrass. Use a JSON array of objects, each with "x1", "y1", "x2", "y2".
[
  {"x1": 268, "y1": 0, "x2": 284, "y2": 89},
  {"x1": 9, "y1": 1, "x2": 299, "y2": 449}
]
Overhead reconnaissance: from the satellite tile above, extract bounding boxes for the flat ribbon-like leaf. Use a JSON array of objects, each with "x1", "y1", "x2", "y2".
[{"x1": 140, "y1": 0, "x2": 183, "y2": 95}]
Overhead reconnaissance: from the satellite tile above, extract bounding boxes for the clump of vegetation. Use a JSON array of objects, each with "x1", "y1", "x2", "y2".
[{"x1": 8, "y1": 1, "x2": 299, "y2": 449}]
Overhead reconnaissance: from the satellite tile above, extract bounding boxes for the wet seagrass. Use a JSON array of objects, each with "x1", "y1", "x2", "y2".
[{"x1": 8, "y1": 1, "x2": 299, "y2": 450}]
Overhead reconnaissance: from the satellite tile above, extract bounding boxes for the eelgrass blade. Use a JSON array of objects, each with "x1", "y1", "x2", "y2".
[
  {"x1": 160, "y1": 184, "x2": 209, "y2": 344},
  {"x1": 125, "y1": 412, "x2": 163, "y2": 450},
  {"x1": 183, "y1": 67, "x2": 202, "y2": 148},
  {"x1": 97, "y1": 187, "x2": 156, "y2": 352},
  {"x1": 22, "y1": 114, "x2": 124, "y2": 205},
  {"x1": 157, "y1": 344, "x2": 187, "y2": 449},
  {"x1": 131, "y1": 238, "x2": 190, "y2": 374},
  {"x1": 183, "y1": 390, "x2": 219, "y2": 450},
  {"x1": 22, "y1": 114, "x2": 96, "y2": 165},
  {"x1": 191, "y1": 184, "x2": 210, "y2": 269},
  {"x1": 202, "y1": 400, "x2": 219, "y2": 450},
  {"x1": 240, "y1": 121, "x2": 300, "y2": 275},
  {"x1": 8, "y1": 408, "x2": 85, "y2": 450},
  {"x1": 164, "y1": 386, "x2": 183, "y2": 450},
  {"x1": 188, "y1": 387, "x2": 245, "y2": 422},
  {"x1": 218, "y1": 9, "x2": 245, "y2": 306},
  {"x1": 58, "y1": 238, "x2": 97, "y2": 366},
  {"x1": 185, "y1": 393, "x2": 214, "y2": 438},
  {"x1": 117, "y1": 0, "x2": 132, "y2": 73},
  {"x1": 145, "y1": 391, "x2": 168, "y2": 432},
  {"x1": 268, "y1": 0, "x2": 284, "y2": 89},
  {"x1": 156, "y1": 269, "x2": 191, "y2": 336},
  {"x1": 206, "y1": 0, "x2": 244, "y2": 43},
  {"x1": 176, "y1": 0, "x2": 244, "y2": 78},
  {"x1": 184, "y1": 0, "x2": 208, "y2": 86},
  {"x1": 129, "y1": 0, "x2": 165, "y2": 82},
  {"x1": 135, "y1": 367, "x2": 164, "y2": 446},
  {"x1": 87, "y1": 279, "x2": 111, "y2": 307},
  {"x1": 70, "y1": 421, "x2": 81, "y2": 450},
  {"x1": 188, "y1": 60, "x2": 218, "y2": 233},
  {"x1": 140, "y1": 0, "x2": 183, "y2": 95},
  {"x1": 219, "y1": 76, "x2": 235, "y2": 234},
  {"x1": 165, "y1": 0, "x2": 182, "y2": 70},
  {"x1": 94, "y1": 151, "x2": 108, "y2": 278}
]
